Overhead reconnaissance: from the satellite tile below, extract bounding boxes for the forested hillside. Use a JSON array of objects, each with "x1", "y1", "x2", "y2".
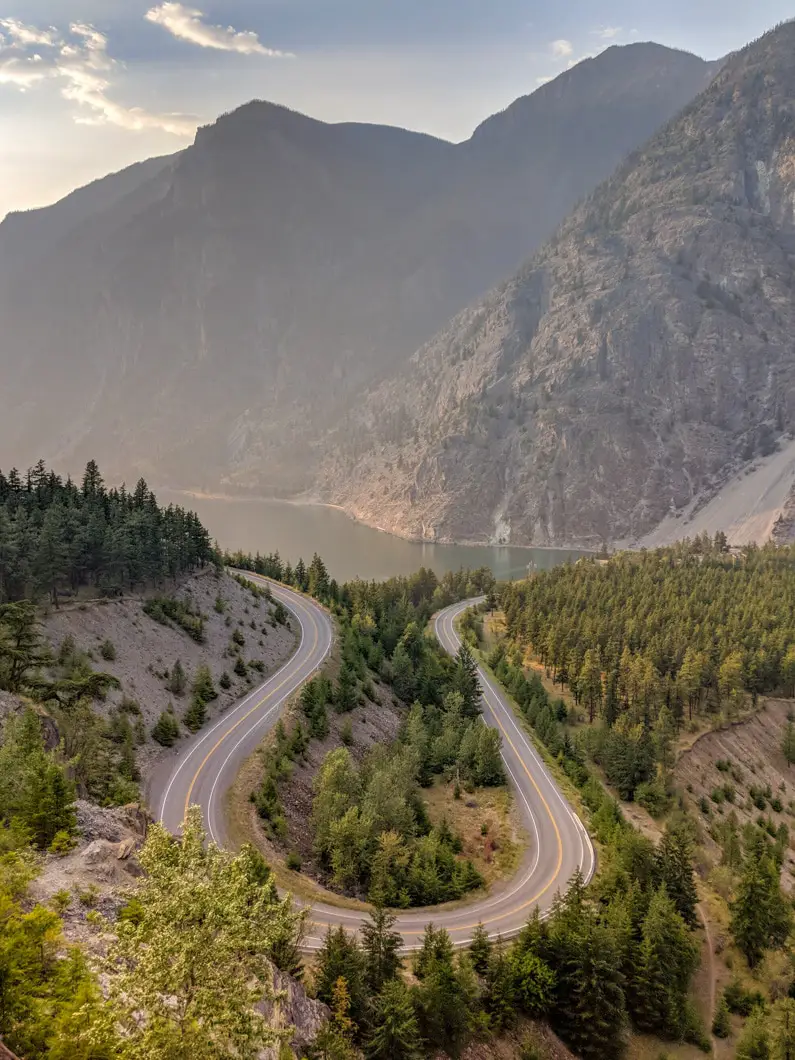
[
  {"x1": 0, "y1": 460, "x2": 215, "y2": 605},
  {"x1": 500, "y1": 538, "x2": 795, "y2": 803}
]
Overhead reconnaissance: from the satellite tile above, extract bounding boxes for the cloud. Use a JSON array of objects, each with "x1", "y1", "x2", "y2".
[
  {"x1": 549, "y1": 38, "x2": 573, "y2": 58},
  {"x1": 0, "y1": 19, "x2": 195, "y2": 135},
  {"x1": 535, "y1": 75, "x2": 553, "y2": 86},
  {"x1": 145, "y1": 3, "x2": 292, "y2": 57},
  {"x1": 593, "y1": 26, "x2": 622, "y2": 40},
  {"x1": 568, "y1": 52, "x2": 596, "y2": 68},
  {"x1": 0, "y1": 17, "x2": 59, "y2": 48}
]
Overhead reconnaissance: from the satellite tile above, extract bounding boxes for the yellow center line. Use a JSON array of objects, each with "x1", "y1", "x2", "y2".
[
  {"x1": 182, "y1": 588, "x2": 319, "y2": 819},
  {"x1": 310, "y1": 621, "x2": 565, "y2": 937}
]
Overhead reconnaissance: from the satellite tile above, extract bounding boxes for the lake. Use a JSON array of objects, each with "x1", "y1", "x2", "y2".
[{"x1": 160, "y1": 492, "x2": 587, "y2": 583}]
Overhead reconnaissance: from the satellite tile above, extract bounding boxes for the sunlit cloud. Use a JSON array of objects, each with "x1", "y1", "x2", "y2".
[
  {"x1": 0, "y1": 19, "x2": 196, "y2": 135},
  {"x1": 593, "y1": 26, "x2": 622, "y2": 40},
  {"x1": 550, "y1": 38, "x2": 573, "y2": 58},
  {"x1": 145, "y1": 2, "x2": 293, "y2": 57}
]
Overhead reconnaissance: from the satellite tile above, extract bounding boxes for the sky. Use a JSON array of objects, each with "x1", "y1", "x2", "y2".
[{"x1": 0, "y1": 1, "x2": 793, "y2": 220}]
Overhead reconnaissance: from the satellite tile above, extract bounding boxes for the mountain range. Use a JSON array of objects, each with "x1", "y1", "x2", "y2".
[
  {"x1": 319, "y1": 21, "x2": 795, "y2": 547},
  {"x1": 0, "y1": 41, "x2": 717, "y2": 510}
]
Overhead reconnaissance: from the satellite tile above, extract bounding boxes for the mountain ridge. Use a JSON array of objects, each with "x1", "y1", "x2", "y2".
[
  {"x1": 0, "y1": 43, "x2": 719, "y2": 499},
  {"x1": 317, "y1": 21, "x2": 795, "y2": 548}
]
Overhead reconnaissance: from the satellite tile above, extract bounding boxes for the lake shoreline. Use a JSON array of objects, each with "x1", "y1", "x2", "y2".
[{"x1": 160, "y1": 486, "x2": 595, "y2": 556}]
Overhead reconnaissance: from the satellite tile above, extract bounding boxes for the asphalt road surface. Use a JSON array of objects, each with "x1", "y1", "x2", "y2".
[{"x1": 152, "y1": 577, "x2": 594, "y2": 949}]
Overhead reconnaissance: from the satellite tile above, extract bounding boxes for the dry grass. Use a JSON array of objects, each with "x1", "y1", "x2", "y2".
[{"x1": 423, "y1": 780, "x2": 524, "y2": 888}]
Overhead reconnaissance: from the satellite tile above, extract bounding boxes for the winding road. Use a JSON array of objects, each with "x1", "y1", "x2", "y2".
[{"x1": 151, "y1": 576, "x2": 594, "y2": 949}]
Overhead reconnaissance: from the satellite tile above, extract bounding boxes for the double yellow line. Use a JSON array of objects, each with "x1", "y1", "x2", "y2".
[{"x1": 181, "y1": 581, "x2": 568, "y2": 941}]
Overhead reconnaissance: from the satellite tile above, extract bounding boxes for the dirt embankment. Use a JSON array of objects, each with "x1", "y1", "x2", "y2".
[
  {"x1": 675, "y1": 697, "x2": 795, "y2": 888},
  {"x1": 40, "y1": 569, "x2": 297, "y2": 779}
]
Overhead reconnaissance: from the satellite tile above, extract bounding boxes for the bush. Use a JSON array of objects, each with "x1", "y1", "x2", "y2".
[
  {"x1": 234, "y1": 656, "x2": 247, "y2": 678},
  {"x1": 192, "y1": 665, "x2": 217, "y2": 705},
  {"x1": 286, "y1": 851, "x2": 302, "y2": 872},
  {"x1": 219, "y1": 671, "x2": 232, "y2": 690},
  {"x1": 168, "y1": 659, "x2": 187, "y2": 696},
  {"x1": 636, "y1": 778, "x2": 672, "y2": 817},
  {"x1": 152, "y1": 709, "x2": 180, "y2": 747},
  {"x1": 99, "y1": 638, "x2": 116, "y2": 661},
  {"x1": 711, "y1": 996, "x2": 731, "y2": 1038},
  {"x1": 49, "y1": 829, "x2": 77, "y2": 856},
  {"x1": 184, "y1": 698, "x2": 207, "y2": 733},
  {"x1": 340, "y1": 718, "x2": 354, "y2": 746},
  {"x1": 724, "y1": 979, "x2": 766, "y2": 1017}
]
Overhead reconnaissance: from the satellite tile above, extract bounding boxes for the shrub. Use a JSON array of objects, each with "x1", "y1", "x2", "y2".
[
  {"x1": 99, "y1": 638, "x2": 116, "y2": 661},
  {"x1": 711, "y1": 996, "x2": 731, "y2": 1038},
  {"x1": 286, "y1": 851, "x2": 302, "y2": 872},
  {"x1": 168, "y1": 659, "x2": 187, "y2": 696},
  {"x1": 340, "y1": 719, "x2": 354, "y2": 746},
  {"x1": 219, "y1": 671, "x2": 232, "y2": 690},
  {"x1": 152, "y1": 709, "x2": 180, "y2": 747},
  {"x1": 50, "y1": 830, "x2": 77, "y2": 856},
  {"x1": 232, "y1": 628, "x2": 245, "y2": 647},
  {"x1": 234, "y1": 656, "x2": 247, "y2": 678}
]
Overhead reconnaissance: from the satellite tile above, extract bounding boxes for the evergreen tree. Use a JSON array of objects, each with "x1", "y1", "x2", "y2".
[
  {"x1": 630, "y1": 886, "x2": 700, "y2": 1039},
  {"x1": 453, "y1": 643, "x2": 481, "y2": 718},
  {"x1": 737, "y1": 1010, "x2": 771, "y2": 1060},
  {"x1": 365, "y1": 980, "x2": 424, "y2": 1060},
  {"x1": 655, "y1": 823, "x2": 698, "y2": 926},
  {"x1": 711, "y1": 994, "x2": 731, "y2": 1039},
  {"x1": 361, "y1": 906, "x2": 403, "y2": 994},
  {"x1": 782, "y1": 719, "x2": 795, "y2": 768},
  {"x1": 315, "y1": 926, "x2": 369, "y2": 1029},
  {"x1": 468, "y1": 922, "x2": 492, "y2": 975},
  {"x1": 552, "y1": 913, "x2": 627, "y2": 1060},
  {"x1": 772, "y1": 998, "x2": 795, "y2": 1060},
  {"x1": 168, "y1": 658, "x2": 187, "y2": 696},
  {"x1": 151, "y1": 708, "x2": 180, "y2": 747},
  {"x1": 731, "y1": 848, "x2": 792, "y2": 967}
]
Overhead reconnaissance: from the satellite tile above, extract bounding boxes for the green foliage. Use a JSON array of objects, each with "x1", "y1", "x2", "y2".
[
  {"x1": 730, "y1": 841, "x2": 792, "y2": 966},
  {"x1": 312, "y1": 746, "x2": 482, "y2": 905},
  {"x1": 151, "y1": 707, "x2": 180, "y2": 747},
  {"x1": 0, "y1": 709, "x2": 76, "y2": 848},
  {"x1": 144, "y1": 595, "x2": 205, "y2": 643},
  {"x1": 736, "y1": 1010, "x2": 771, "y2": 1060},
  {"x1": 361, "y1": 906, "x2": 403, "y2": 994},
  {"x1": 365, "y1": 979, "x2": 423, "y2": 1060},
  {"x1": 167, "y1": 658, "x2": 186, "y2": 696},
  {"x1": 183, "y1": 664, "x2": 218, "y2": 733},
  {"x1": 98, "y1": 807, "x2": 306, "y2": 1059},
  {"x1": 99, "y1": 638, "x2": 116, "y2": 661},
  {"x1": 502, "y1": 543, "x2": 795, "y2": 795},
  {"x1": 711, "y1": 995, "x2": 731, "y2": 1038}
]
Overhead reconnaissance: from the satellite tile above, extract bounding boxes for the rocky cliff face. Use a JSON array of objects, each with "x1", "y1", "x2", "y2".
[
  {"x1": 0, "y1": 45, "x2": 715, "y2": 493},
  {"x1": 319, "y1": 22, "x2": 795, "y2": 548}
]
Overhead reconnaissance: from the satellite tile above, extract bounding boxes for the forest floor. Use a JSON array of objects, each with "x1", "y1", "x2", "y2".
[{"x1": 39, "y1": 568, "x2": 297, "y2": 782}]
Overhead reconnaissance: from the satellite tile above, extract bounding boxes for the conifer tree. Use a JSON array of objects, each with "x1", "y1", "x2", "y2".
[
  {"x1": 468, "y1": 922, "x2": 492, "y2": 974},
  {"x1": 737, "y1": 1010, "x2": 771, "y2": 1060},
  {"x1": 365, "y1": 979, "x2": 423, "y2": 1060},
  {"x1": 655, "y1": 823, "x2": 698, "y2": 926},
  {"x1": 361, "y1": 906, "x2": 403, "y2": 994},
  {"x1": 731, "y1": 847, "x2": 792, "y2": 967},
  {"x1": 772, "y1": 998, "x2": 795, "y2": 1060},
  {"x1": 782, "y1": 719, "x2": 795, "y2": 768}
]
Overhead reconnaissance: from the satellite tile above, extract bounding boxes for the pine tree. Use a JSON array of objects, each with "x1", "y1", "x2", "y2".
[
  {"x1": 578, "y1": 648, "x2": 603, "y2": 723},
  {"x1": 655, "y1": 824, "x2": 698, "y2": 926},
  {"x1": 552, "y1": 913, "x2": 627, "y2": 1060},
  {"x1": 712, "y1": 994, "x2": 731, "y2": 1038},
  {"x1": 630, "y1": 886, "x2": 700, "y2": 1038},
  {"x1": 468, "y1": 922, "x2": 492, "y2": 975},
  {"x1": 365, "y1": 980, "x2": 423, "y2": 1060},
  {"x1": 737, "y1": 1010, "x2": 771, "y2": 1060},
  {"x1": 453, "y1": 643, "x2": 481, "y2": 718},
  {"x1": 315, "y1": 926, "x2": 369, "y2": 1028},
  {"x1": 782, "y1": 719, "x2": 795, "y2": 768},
  {"x1": 151, "y1": 708, "x2": 180, "y2": 747},
  {"x1": 168, "y1": 658, "x2": 186, "y2": 696},
  {"x1": 361, "y1": 906, "x2": 403, "y2": 994},
  {"x1": 771, "y1": 998, "x2": 795, "y2": 1060},
  {"x1": 731, "y1": 850, "x2": 792, "y2": 967}
]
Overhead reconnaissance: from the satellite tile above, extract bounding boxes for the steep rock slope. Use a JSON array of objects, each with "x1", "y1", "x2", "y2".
[
  {"x1": 0, "y1": 45, "x2": 715, "y2": 491},
  {"x1": 320, "y1": 22, "x2": 795, "y2": 547}
]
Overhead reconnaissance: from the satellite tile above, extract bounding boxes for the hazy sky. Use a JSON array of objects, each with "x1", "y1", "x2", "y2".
[{"x1": 0, "y1": 1, "x2": 792, "y2": 220}]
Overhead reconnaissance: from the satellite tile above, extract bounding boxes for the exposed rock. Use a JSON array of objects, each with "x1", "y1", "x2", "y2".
[
  {"x1": 320, "y1": 21, "x2": 795, "y2": 548},
  {"x1": 0, "y1": 45, "x2": 716, "y2": 493},
  {"x1": 258, "y1": 968, "x2": 329, "y2": 1059}
]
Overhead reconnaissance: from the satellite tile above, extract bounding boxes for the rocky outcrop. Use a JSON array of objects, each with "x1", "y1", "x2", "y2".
[
  {"x1": 0, "y1": 45, "x2": 716, "y2": 493},
  {"x1": 319, "y1": 21, "x2": 795, "y2": 548}
]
